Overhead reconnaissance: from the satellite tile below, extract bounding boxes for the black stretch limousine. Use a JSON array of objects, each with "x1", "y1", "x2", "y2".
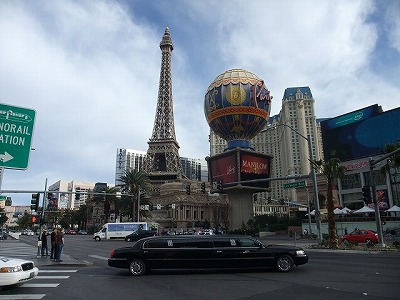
[{"x1": 108, "y1": 235, "x2": 308, "y2": 275}]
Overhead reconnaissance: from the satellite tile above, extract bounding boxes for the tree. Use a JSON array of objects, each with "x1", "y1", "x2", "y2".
[
  {"x1": 0, "y1": 209, "x2": 8, "y2": 227},
  {"x1": 117, "y1": 168, "x2": 151, "y2": 222},
  {"x1": 380, "y1": 141, "x2": 400, "y2": 174},
  {"x1": 311, "y1": 158, "x2": 347, "y2": 249},
  {"x1": 92, "y1": 186, "x2": 120, "y2": 224}
]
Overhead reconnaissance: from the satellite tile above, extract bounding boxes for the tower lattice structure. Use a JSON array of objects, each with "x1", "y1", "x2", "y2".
[{"x1": 144, "y1": 27, "x2": 182, "y2": 191}]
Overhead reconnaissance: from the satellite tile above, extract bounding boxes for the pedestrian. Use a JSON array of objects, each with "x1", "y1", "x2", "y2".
[
  {"x1": 54, "y1": 227, "x2": 65, "y2": 262},
  {"x1": 289, "y1": 228, "x2": 293, "y2": 238},
  {"x1": 303, "y1": 228, "x2": 308, "y2": 237},
  {"x1": 50, "y1": 228, "x2": 57, "y2": 259},
  {"x1": 41, "y1": 229, "x2": 49, "y2": 256},
  {"x1": 344, "y1": 228, "x2": 348, "y2": 235},
  {"x1": 390, "y1": 229, "x2": 396, "y2": 241}
]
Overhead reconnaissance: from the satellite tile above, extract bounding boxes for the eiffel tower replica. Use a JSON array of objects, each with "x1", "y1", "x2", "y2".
[{"x1": 144, "y1": 27, "x2": 183, "y2": 192}]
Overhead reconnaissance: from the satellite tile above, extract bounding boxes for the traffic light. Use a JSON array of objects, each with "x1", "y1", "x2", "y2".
[
  {"x1": 31, "y1": 193, "x2": 40, "y2": 212},
  {"x1": 362, "y1": 186, "x2": 371, "y2": 204},
  {"x1": 31, "y1": 216, "x2": 37, "y2": 223},
  {"x1": 186, "y1": 184, "x2": 191, "y2": 195},
  {"x1": 217, "y1": 181, "x2": 223, "y2": 191},
  {"x1": 201, "y1": 182, "x2": 206, "y2": 194}
]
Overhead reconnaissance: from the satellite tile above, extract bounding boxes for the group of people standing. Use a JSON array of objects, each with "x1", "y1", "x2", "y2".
[{"x1": 40, "y1": 227, "x2": 65, "y2": 262}]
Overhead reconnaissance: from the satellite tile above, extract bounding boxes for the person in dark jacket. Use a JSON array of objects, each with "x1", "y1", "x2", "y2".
[
  {"x1": 50, "y1": 228, "x2": 57, "y2": 259},
  {"x1": 41, "y1": 230, "x2": 49, "y2": 256},
  {"x1": 54, "y1": 228, "x2": 65, "y2": 262}
]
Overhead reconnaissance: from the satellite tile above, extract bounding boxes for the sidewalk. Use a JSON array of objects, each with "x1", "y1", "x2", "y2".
[{"x1": 1, "y1": 238, "x2": 91, "y2": 268}]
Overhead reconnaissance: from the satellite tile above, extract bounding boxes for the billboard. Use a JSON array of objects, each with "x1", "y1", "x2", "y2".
[
  {"x1": 207, "y1": 148, "x2": 272, "y2": 190},
  {"x1": 321, "y1": 105, "x2": 400, "y2": 161}
]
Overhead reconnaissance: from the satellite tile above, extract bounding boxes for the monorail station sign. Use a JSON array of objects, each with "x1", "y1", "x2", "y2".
[{"x1": 0, "y1": 103, "x2": 36, "y2": 169}]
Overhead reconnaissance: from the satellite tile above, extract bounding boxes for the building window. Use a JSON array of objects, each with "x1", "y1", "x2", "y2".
[
  {"x1": 341, "y1": 173, "x2": 361, "y2": 190},
  {"x1": 363, "y1": 170, "x2": 386, "y2": 186}
]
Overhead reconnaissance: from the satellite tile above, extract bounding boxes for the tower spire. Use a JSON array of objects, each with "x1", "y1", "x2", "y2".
[{"x1": 144, "y1": 27, "x2": 182, "y2": 190}]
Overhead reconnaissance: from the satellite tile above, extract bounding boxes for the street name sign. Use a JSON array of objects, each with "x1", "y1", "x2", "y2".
[
  {"x1": 0, "y1": 103, "x2": 36, "y2": 169},
  {"x1": 283, "y1": 180, "x2": 306, "y2": 189}
]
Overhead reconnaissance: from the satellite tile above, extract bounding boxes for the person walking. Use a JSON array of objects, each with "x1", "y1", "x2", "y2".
[
  {"x1": 40, "y1": 229, "x2": 49, "y2": 256},
  {"x1": 50, "y1": 228, "x2": 57, "y2": 259},
  {"x1": 54, "y1": 227, "x2": 65, "y2": 262}
]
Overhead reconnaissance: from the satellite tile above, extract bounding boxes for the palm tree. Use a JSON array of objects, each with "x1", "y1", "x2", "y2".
[
  {"x1": 117, "y1": 168, "x2": 151, "y2": 222},
  {"x1": 380, "y1": 141, "x2": 400, "y2": 174},
  {"x1": 311, "y1": 158, "x2": 347, "y2": 249},
  {"x1": 92, "y1": 186, "x2": 120, "y2": 224}
]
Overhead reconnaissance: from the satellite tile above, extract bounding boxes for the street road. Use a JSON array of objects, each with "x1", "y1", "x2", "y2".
[{"x1": 3, "y1": 235, "x2": 400, "y2": 300}]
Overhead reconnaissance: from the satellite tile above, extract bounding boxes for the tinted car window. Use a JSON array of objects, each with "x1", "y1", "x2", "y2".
[
  {"x1": 213, "y1": 238, "x2": 239, "y2": 247},
  {"x1": 144, "y1": 240, "x2": 166, "y2": 248},
  {"x1": 236, "y1": 238, "x2": 259, "y2": 247},
  {"x1": 166, "y1": 239, "x2": 211, "y2": 248}
]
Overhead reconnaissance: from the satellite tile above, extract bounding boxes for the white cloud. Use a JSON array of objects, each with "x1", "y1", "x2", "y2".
[{"x1": 0, "y1": 0, "x2": 399, "y2": 205}]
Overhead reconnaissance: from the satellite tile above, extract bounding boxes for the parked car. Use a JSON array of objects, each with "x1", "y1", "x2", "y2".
[
  {"x1": 0, "y1": 256, "x2": 39, "y2": 286},
  {"x1": 68, "y1": 230, "x2": 77, "y2": 235},
  {"x1": 109, "y1": 235, "x2": 308, "y2": 275},
  {"x1": 26, "y1": 230, "x2": 34, "y2": 236},
  {"x1": 124, "y1": 230, "x2": 156, "y2": 242},
  {"x1": 340, "y1": 229, "x2": 379, "y2": 245},
  {"x1": 78, "y1": 230, "x2": 88, "y2": 235}
]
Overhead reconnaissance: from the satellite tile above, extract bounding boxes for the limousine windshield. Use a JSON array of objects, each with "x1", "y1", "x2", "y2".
[{"x1": 108, "y1": 235, "x2": 308, "y2": 275}]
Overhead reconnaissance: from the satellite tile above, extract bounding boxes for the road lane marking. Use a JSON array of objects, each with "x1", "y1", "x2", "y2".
[
  {"x1": 21, "y1": 283, "x2": 59, "y2": 288},
  {"x1": 34, "y1": 276, "x2": 70, "y2": 279},
  {"x1": 88, "y1": 255, "x2": 108, "y2": 260},
  {"x1": 39, "y1": 270, "x2": 77, "y2": 273},
  {"x1": 0, "y1": 295, "x2": 46, "y2": 299}
]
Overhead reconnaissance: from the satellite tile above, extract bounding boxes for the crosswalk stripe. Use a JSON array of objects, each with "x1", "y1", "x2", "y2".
[
  {"x1": 88, "y1": 254, "x2": 108, "y2": 260},
  {"x1": 34, "y1": 276, "x2": 70, "y2": 279},
  {"x1": 0, "y1": 294, "x2": 46, "y2": 299},
  {"x1": 39, "y1": 270, "x2": 77, "y2": 273},
  {"x1": 21, "y1": 283, "x2": 59, "y2": 288}
]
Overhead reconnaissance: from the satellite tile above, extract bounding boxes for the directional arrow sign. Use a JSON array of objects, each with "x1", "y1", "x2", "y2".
[
  {"x1": 0, "y1": 103, "x2": 36, "y2": 169},
  {"x1": 0, "y1": 152, "x2": 13, "y2": 162}
]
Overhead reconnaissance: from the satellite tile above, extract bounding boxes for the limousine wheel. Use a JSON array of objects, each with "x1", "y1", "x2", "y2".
[
  {"x1": 129, "y1": 259, "x2": 146, "y2": 276},
  {"x1": 276, "y1": 254, "x2": 294, "y2": 272}
]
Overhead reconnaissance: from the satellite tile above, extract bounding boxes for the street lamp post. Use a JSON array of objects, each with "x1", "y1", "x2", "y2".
[
  {"x1": 137, "y1": 189, "x2": 141, "y2": 222},
  {"x1": 262, "y1": 124, "x2": 322, "y2": 244}
]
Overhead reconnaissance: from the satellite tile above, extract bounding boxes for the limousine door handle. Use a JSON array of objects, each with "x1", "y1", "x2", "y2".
[
  {"x1": 242, "y1": 250, "x2": 250, "y2": 254},
  {"x1": 216, "y1": 250, "x2": 222, "y2": 253}
]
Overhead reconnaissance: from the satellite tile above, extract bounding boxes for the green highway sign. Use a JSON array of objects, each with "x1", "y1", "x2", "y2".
[
  {"x1": 283, "y1": 180, "x2": 306, "y2": 189},
  {"x1": 0, "y1": 103, "x2": 36, "y2": 170}
]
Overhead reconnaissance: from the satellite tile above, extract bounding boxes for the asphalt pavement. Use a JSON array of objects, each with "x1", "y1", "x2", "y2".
[{"x1": 0, "y1": 238, "x2": 91, "y2": 268}]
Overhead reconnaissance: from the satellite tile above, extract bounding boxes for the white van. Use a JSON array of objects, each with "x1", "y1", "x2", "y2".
[{"x1": 93, "y1": 222, "x2": 149, "y2": 241}]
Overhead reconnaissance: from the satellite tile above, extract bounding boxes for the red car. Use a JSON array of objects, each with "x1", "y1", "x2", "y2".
[{"x1": 340, "y1": 229, "x2": 378, "y2": 245}]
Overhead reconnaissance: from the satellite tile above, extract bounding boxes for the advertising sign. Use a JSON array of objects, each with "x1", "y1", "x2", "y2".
[
  {"x1": 208, "y1": 151, "x2": 238, "y2": 184},
  {"x1": 240, "y1": 151, "x2": 272, "y2": 188},
  {"x1": 207, "y1": 148, "x2": 272, "y2": 190}
]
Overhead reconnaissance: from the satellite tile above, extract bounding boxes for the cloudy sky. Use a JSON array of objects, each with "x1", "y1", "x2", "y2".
[{"x1": 1, "y1": 0, "x2": 399, "y2": 205}]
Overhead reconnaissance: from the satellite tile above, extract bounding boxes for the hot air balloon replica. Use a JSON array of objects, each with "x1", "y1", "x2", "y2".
[{"x1": 204, "y1": 69, "x2": 273, "y2": 229}]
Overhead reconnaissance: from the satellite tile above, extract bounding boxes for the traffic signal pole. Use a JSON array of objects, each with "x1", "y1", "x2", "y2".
[
  {"x1": 37, "y1": 178, "x2": 47, "y2": 257},
  {"x1": 369, "y1": 147, "x2": 400, "y2": 247}
]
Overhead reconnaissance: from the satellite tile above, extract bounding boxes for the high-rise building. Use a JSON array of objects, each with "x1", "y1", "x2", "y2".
[
  {"x1": 48, "y1": 180, "x2": 105, "y2": 209},
  {"x1": 115, "y1": 149, "x2": 207, "y2": 184},
  {"x1": 210, "y1": 86, "x2": 324, "y2": 206},
  {"x1": 115, "y1": 148, "x2": 147, "y2": 186},
  {"x1": 180, "y1": 157, "x2": 208, "y2": 182}
]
